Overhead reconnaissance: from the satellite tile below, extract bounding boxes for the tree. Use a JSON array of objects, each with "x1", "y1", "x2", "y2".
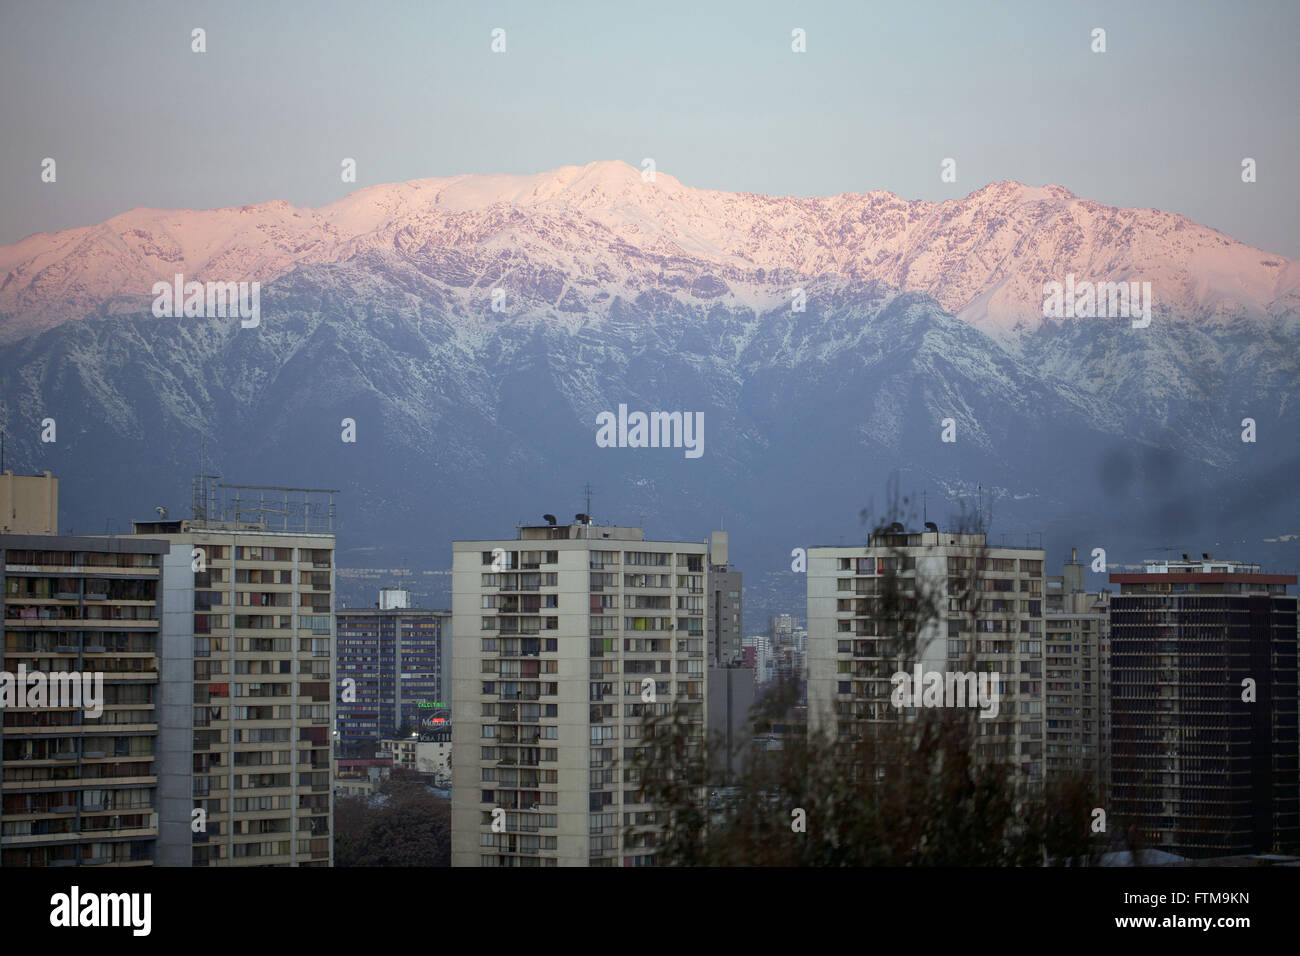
[
  {"x1": 633, "y1": 492, "x2": 1108, "y2": 866},
  {"x1": 333, "y1": 770, "x2": 450, "y2": 866}
]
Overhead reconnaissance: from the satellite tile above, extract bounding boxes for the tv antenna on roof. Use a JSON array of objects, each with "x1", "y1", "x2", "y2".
[{"x1": 581, "y1": 483, "x2": 595, "y2": 538}]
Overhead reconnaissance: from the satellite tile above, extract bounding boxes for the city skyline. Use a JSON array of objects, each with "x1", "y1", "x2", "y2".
[{"x1": 2, "y1": 0, "x2": 1297, "y2": 918}]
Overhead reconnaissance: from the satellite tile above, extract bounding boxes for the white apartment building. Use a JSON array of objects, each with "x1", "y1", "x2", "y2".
[
  {"x1": 129, "y1": 512, "x2": 337, "y2": 867},
  {"x1": 742, "y1": 634, "x2": 772, "y2": 685},
  {"x1": 1044, "y1": 549, "x2": 1111, "y2": 796},
  {"x1": 807, "y1": 526, "x2": 1046, "y2": 790},
  {"x1": 451, "y1": 519, "x2": 708, "y2": 867}
]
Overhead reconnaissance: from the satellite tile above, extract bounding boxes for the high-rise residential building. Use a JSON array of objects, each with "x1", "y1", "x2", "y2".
[
  {"x1": 807, "y1": 526, "x2": 1046, "y2": 790},
  {"x1": 130, "y1": 485, "x2": 338, "y2": 868},
  {"x1": 1, "y1": 532, "x2": 169, "y2": 867},
  {"x1": 742, "y1": 634, "x2": 773, "y2": 686},
  {"x1": 767, "y1": 613, "x2": 806, "y2": 687},
  {"x1": 769, "y1": 614, "x2": 795, "y2": 648},
  {"x1": 707, "y1": 532, "x2": 742, "y2": 666},
  {"x1": 771, "y1": 643, "x2": 804, "y2": 686},
  {"x1": 1044, "y1": 548, "x2": 1111, "y2": 794},
  {"x1": 1109, "y1": 555, "x2": 1298, "y2": 858},
  {"x1": 450, "y1": 517, "x2": 707, "y2": 867},
  {"x1": 705, "y1": 531, "x2": 752, "y2": 783},
  {"x1": 336, "y1": 590, "x2": 451, "y2": 746}
]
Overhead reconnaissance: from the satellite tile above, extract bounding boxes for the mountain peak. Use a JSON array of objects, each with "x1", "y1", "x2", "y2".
[
  {"x1": 0, "y1": 164, "x2": 1294, "y2": 344},
  {"x1": 968, "y1": 180, "x2": 1076, "y2": 203}
]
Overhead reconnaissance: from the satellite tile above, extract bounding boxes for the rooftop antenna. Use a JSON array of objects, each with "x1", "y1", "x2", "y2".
[
  {"x1": 922, "y1": 490, "x2": 927, "y2": 525},
  {"x1": 190, "y1": 434, "x2": 221, "y2": 523},
  {"x1": 583, "y1": 483, "x2": 594, "y2": 539}
]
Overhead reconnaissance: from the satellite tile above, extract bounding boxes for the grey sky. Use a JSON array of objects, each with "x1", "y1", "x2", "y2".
[{"x1": 3, "y1": 0, "x2": 1297, "y2": 256}]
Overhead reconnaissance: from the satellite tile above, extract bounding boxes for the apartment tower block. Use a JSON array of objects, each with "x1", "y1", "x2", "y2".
[{"x1": 451, "y1": 518, "x2": 707, "y2": 867}]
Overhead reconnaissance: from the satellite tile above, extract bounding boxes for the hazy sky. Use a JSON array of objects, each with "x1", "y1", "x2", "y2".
[{"x1": 3, "y1": 0, "x2": 1298, "y2": 255}]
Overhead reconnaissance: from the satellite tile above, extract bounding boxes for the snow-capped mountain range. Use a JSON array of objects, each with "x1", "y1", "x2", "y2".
[
  {"x1": 0, "y1": 161, "x2": 1296, "y2": 620},
  {"x1": 2, "y1": 159, "x2": 1296, "y2": 343}
]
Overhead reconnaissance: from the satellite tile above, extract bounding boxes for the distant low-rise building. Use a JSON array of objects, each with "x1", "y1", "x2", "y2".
[{"x1": 334, "y1": 758, "x2": 393, "y2": 797}]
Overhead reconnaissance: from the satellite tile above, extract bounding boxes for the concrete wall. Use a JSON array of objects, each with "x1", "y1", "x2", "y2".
[
  {"x1": 156, "y1": 542, "x2": 195, "y2": 866},
  {"x1": 707, "y1": 665, "x2": 755, "y2": 784},
  {"x1": 0, "y1": 471, "x2": 57, "y2": 534}
]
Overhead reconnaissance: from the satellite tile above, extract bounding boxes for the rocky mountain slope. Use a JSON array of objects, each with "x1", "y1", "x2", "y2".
[{"x1": 1, "y1": 163, "x2": 1296, "y2": 621}]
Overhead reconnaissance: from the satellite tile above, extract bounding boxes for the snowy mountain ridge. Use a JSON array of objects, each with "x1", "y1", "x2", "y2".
[{"x1": 3, "y1": 160, "x2": 1296, "y2": 343}]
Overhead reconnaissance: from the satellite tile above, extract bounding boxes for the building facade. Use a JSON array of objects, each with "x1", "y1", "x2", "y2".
[
  {"x1": 742, "y1": 634, "x2": 773, "y2": 686},
  {"x1": 1, "y1": 533, "x2": 169, "y2": 866},
  {"x1": 707, "y1": 532, "x2": 742, "y2": 666},
  {"x1": 336, "y1": 593, "x2": 451, "y2": 746},
  {"x1": 130, "y1": 515, "x2": 337, "y2": 867},
  {"x1": 1044, "y1": 549, "x2": 1111, "y2": 794},
  {"x1": 807, "y1": 527, "x2": 1046, "y2": 790},
  {"x1": 1109, "y1": 556, "x2": 1298, "y2": 857},
  {"x1": 450, "y1": 519, "x2": 707, "y2": 867}
]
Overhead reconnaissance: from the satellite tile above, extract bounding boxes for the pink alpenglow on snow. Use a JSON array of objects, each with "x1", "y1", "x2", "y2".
[{"x1": 1, "y1": 161, "x2": 1295, "y2": 343}]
